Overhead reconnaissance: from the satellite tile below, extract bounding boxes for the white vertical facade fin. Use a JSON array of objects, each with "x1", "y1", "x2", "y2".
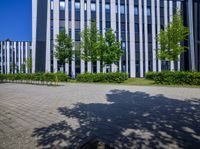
[
  {"x1": 53, "y1": 0, "x2": 59, "y2": 72},
  {"x1": 87, "y1": 0, "x2": 92, "y2": 73},
  {"x1": 152, "y1": 0, "x2": 156, "y2": 72},
  {"x1": 0, "y1": 42, "x2": 1, "y2": 74},
  {"x1": 1, "y1": 41, "x2": 3, "y2": 73},
  {"x1": 177, "y1": 1, "x2": 181, "y2": 71},
  {"x1": 157, "y1": 0, "x2": 161, "y2": 72},
  {"x1": 26, "y1": 42, "x2": 28, "y2": 73},
  {"x1": 118, "y1": 0, "x2": 122, "y2": 72},
  {"x1": 125, "y1": 0, "x2": 129, "y2": 74},
  {"x1": 129, "y1": 0, "x2": 135, "y2": 77},
  {"x1": 65, "y1": 0, "x2": 69, "y2": 75},
  {"x1": 3, "y1": 42, "x2": 7, "y2": 74},
  {"x1": 102, "y1": 0, "x2": 105, "y2": 35},
  {"x1": 71, "y1": 0, "x2": 76, "y2": 77},
  {"x1": 0, "y1": 42, "x2": 2, "y2": 73},
  {"x1": 188, "y1": 0, "x2": 195, "y2": 71},
  {"x1": 18, "y1": 42, "x2": 21, "y2": 73},
  {"x1": 96, "y1": 0, "x2": 100, "y2": 73},
  {"x1": 21, "y1": 42, "x2": 23, "y2": 72},
  {"x1": 144, "y1": 0, "x2": 148, "y2": 73},
  {"x1": 0, "y1": 41, "x2": 0, "y2": 73},
  {"x1": 7, "y1": 42, "x2": 10, "y2": 74},
  {"x1": 169, "y1": 0, "x2": 174, "y2": 71},
  {"x1": 80, "y1": 0, "x2": 85, "y2": 74},
  {"x1": 139, "y1": 0, "x2": 144, "y2": 77},
  {"x1": 102, "y1": 0, "x2": 106, "y2": 73},
  {"x1": 111, "y1": 0, "x2": 117, "y2": 72},
  {"x1": 46, "y1": 0, "x2": 51, "y2": 73},
  {"x1": 32, "y1": 0, "x2": 37, "y2": 73},
  {"x1": 164, "y1": 0, "x2": 168, "y2": 71},
  {"x1": 65, "y1": 0, "x2": 69, "y2": 34},
  {"x1": 14, "y1": 42, "x2": 17, "y2": 73},
  {"x1": 21, "y1": 42, "x2": 24, "y2": 71}
]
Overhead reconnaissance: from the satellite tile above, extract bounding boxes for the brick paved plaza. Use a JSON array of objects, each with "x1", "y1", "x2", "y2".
[{"x1": 0, "y1": 83, "x2": 200, "y2": 149}]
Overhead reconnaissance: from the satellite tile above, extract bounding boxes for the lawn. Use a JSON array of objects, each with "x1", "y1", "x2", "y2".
[
  {"x1": 122, "y1": 78, "x2": 155, "y2": 86},
  {"x1": 123, "y1": 78, "x2": 200, "y2": 88},
  {"x1": 69, "y1": 78, "x2": 155, "y2": 86}
]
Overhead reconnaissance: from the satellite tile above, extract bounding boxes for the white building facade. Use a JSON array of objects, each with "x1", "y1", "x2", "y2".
[
  {"x1": 0, "y1": 39, "x2": 32, "y2": 74},
  {"x1": 33, "y1": 0, "x2": 197, "y2": 77}
]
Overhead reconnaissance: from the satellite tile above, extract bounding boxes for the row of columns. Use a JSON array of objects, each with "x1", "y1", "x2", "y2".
[{"x1": 45, "y1": 0, "x2": 182, "y2": 77}]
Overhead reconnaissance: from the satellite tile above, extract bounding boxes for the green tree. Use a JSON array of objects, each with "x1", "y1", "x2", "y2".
[
  {"x1": 157, "y1": 11, "x2": 189, "y2": 63},
  {"x1": 98, "y1": 29, "x2": 123, "y2": 72},
  {"x1": 55, "y1": 31, "x2": 73, "y2": 73},
  {"x1": 20, "y1": 64, "x2": 26, "y2": 73},
  {"x1": 25, "y1": 57, "x2": 32, "y2": 73},
  {"x1": 10, "y1": 62, "x2": 16, "y2": 74},
  {"x1": 80, "y1": 22, "x2": 99, "y2": 72}
]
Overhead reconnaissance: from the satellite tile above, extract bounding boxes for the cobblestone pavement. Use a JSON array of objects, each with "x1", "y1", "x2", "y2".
[{"x1": 0, "y1": 83, "x2": 200, "y2": 149}]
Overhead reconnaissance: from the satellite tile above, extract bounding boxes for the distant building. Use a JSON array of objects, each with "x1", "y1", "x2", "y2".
[
  {"x1": 32, "y1": 0, "x2": 199, "y2": 77},
  {"x1": 0, "y1": 39, "x2": 32, "y2": 74}
]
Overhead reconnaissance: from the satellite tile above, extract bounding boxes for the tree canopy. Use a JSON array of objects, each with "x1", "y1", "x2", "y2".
[
  {"x1": 54, "y1": 31, "x2": 73, "y2": 65},
  {"x1": 157, "y1": 12, "x2": 189, "y2": 61},
  {"x1": 80, "y1": 22, "x2": 99, "y2": 63},
  {"x1": 98, "y1": 28, "x2": 123, "y2": 66}
]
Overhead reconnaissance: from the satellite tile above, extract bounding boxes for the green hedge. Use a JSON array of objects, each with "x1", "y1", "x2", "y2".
[
  {"x1": 77, "y1": 72, "x2": 128, "y2": 83},
  {"x1": 146, "y1": 71, "x2": 200, "y2": 85},
  {"x1": 0, "y1": 72, "x2": 70, "y2": 84}
]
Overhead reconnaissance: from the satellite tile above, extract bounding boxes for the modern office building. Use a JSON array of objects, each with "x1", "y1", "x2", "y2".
[
  {"x1": 0, "y1": 39, "x2": 32, "y2": 74},
  {"x1": 32, "y1": 0, "x2": 199, "y2": 77}
]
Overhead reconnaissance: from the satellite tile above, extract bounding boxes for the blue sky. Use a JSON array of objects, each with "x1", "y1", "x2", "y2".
[{"x1": 0, "y1": 0, "x2": 32, "y2": 41}]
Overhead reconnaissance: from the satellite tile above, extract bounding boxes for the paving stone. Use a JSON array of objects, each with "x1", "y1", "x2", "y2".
[{"x1": 0, "y1": 83, "x2": 200, "y2": 149}]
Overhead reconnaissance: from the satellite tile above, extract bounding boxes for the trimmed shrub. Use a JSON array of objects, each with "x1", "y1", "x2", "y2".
[
  {"x1": 0, "y1": 74, "x2": 6, "y2": 82},
  {"x1": 1, "y1": 73, "x2": 70, "y2": 84},
  {"x1": 44, "y1": 73, "x2": 55, "y2": 83},
  {"x1": 55, "y1": 72, "x2": 70, "y2": 82},
  {"x1": 77, "y1": 72, "x2": 128, "y2": 83},
  {"x1": 146, "y1": 71, "x2": 200, "y2": 85}
]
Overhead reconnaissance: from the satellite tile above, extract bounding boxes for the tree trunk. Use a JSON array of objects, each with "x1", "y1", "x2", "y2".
[
  {"x1": 62, "y1": 63, "x2": 65, "y2": 73},
  {"x1": 91, "y1": 62, "x2": 93, "y2": 73}
]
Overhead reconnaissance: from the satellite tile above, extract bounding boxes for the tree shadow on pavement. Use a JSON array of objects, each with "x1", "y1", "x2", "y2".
[{"x1": 32, "y1": 90, "x2": 200, "y2": 149}]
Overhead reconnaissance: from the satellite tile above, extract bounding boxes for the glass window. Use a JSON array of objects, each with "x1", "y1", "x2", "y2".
[
  {"x1": 68, "y1": 1, "x2": 71, "y2": 20},
  {"x1": 148, "y1": 24, "x2": 152, "y2": 33},
  {"x1": 75, "y1": 29, "x2": 81, "y2": 41},
  {"x1": 134, "y1": 6, "x2": 138, "y2": 15},
  {"x1": 135, "y1": 23, "x2": 139, "y2": 33},
  {"x1": 91, "y1": 3, "x2": 96, "y2": 11},
  {"x1": 75, "y1": 2, "x2": 80, "y2": 10},
  {"x1": 60, "y1": 1, "x2": 65, "y2": 11},
  {"x1": 120, "y1": 5, "x2": 125, "y2": 14},
  {"x1": 147, "y1": 7, "x2": 151, "y2": 16},
  {"x1": 105, "y1": 4, "x2": 110, "y2": 11},
  {"x1": 59, "y1": 27, "x2": 65, "y2": 33},
  {"x1": 60, "y1": 20, "x2": 65, "y2": 27}
]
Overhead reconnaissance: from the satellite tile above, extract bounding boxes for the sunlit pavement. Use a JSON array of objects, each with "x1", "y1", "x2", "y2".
[{"x1": 0, "y1": 83, "x2": 200, "y2": 149}]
